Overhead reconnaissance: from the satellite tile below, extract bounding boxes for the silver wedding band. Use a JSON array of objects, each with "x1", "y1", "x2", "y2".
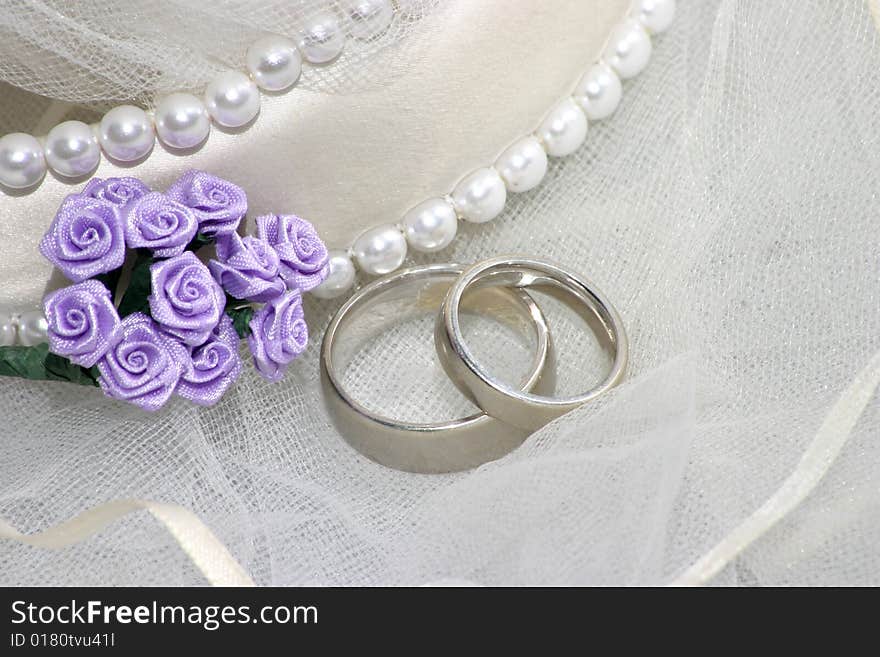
[
  {"x1": 435, "y1": 256, "x2": 628, "y2": 432},
  {"x1": 320, "y1": 263, "x2": 554, "y2": 474},
  {"x1": 321, "y1": 256, "x2": 627, "y2": 473}
]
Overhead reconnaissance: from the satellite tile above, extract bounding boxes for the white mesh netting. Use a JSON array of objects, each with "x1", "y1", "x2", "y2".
[{"x1": 1, "y1": 0, "x2": 879, "y2": 585}]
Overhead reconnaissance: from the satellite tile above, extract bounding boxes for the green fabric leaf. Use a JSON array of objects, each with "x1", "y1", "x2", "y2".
[
  {"x1": 0, "y1": 344, "x2": 100, "y2": 387},
  {"x1": 0, "y1": 344, "x2": 52, "y2": 381},
  {"x1": 94, "y1": 266, "x2": 124, "y2": 302},
  {"x1": 44, "y1": 353, "x2": 101, "y2": 387},
  {"x1": 117, "y1": 250, "x2": 154, "y2": 318},
  {"x1": 186, "y1": 232, "x2": 216, "y2": 253},
  {"x1": 227, "y1": 305, "x2": 254, "y2": 339}
]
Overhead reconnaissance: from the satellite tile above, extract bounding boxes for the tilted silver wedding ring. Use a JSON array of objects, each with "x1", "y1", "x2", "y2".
[
  {"x1": 321, "y1": 256, "x2": 628, "y2": 473},
  {"x1": 320, "y1": 263, "x2": 555, "y2": 474}
]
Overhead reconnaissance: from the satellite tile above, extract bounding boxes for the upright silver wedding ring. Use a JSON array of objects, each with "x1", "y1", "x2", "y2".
[
  {"x1": 435, "y1": 256, "x2": 628, "y2": 432},
  {"x1": 321, "y1": 256, "x2": 628, "y2": 473}
]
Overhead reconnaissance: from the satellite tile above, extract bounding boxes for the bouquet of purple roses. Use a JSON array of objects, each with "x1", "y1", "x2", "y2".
[{"x1": 2, "y1": 170, "x2": 329, "y2": 410}]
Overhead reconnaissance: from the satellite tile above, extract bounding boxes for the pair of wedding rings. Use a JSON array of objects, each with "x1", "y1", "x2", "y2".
[{"x1": 320, "y1": 256, "x2": 628, "y2": 474}]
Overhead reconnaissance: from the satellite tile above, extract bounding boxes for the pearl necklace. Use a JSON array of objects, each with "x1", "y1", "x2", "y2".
[
  {"x1": 0, "y1": 1, "x2": 396, "y2": 188},
  {"x1": 311, "y1": 0, "x2": 676, "y2": 299},
  {"x1": 0, "y1": 0, "x2": 676, "y2": 346}
]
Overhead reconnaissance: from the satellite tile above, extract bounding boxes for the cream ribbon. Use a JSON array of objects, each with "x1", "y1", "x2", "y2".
[
  {"x1": 672, "y1": 347, "x2": 880, "y2": 586},
  {"x1": 869, "y1": 0, "x2": 880, "y2": 33},
  {"x1": 0, "y1": 499, "x2": 255, "y2": 586}
]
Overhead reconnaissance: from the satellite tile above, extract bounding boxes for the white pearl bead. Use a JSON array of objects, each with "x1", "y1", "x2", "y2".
[
  {"x1": 44, "y1": 121, "x2": 100, "y2": 179},
  {"x1": 311, "y1": 249, "x2": 357, "y2": 299},
  {"x1": 0, "y1": 133, "x2": 46, "y2": 189},
  {"x1": 154, "y1": 93, "x2": 211, "y2": 150},
  {"x1": 536, "y1": 98, "x2": 588, "y2": 158},
  {"x1": 247, "y1": 35, "x2": 302, "y2": 92},
  {"x1": 494, "y1": 136, "x2": 548, "y2": 193},
  {"x1": 340, "y1": 0, "x2": 393, "y2": 40},
  {"x1": 634, "y1": 0, "x2": 676, "y2": 34},
  {"x1": 402, "y1": 198, "x2": 458, "y2": 252},
  {"x1": 604, "y1": 19, "x2": 652, "y2": 80},
  {"x1": 451, "y1": 168, "x2": 507, "y2": 224},
  {"x1": 297, "y1": 11, "x2": 345, "y2": 64},
  {"x1": 573, "y1": 62, "x2": 622, "y2": 121},
  {"x1": 0, "y1": 312, "x2": 16, "y2": 346},
  {"x1": 98, "y1": 105, "x2": 154, "y2": 162},
  {"x1": 204, "y1": 71, "x2": 261, "y2": 128},
  {"x1": 17, "y1": 310, "x2": 48, "y2": 347},
  {"x1": 352, "y1": 225, "x2": 407, "y2": 275}
]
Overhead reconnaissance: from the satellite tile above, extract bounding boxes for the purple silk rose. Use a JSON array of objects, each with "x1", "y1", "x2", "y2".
[
  {"x1": 82, "y1": 177, "x2": 150, "y2": 208},
  {"x1": 247, "y1": 289, "x2": 308, "y2": 382},
  {"x1": 176, "y1": 314, "x2": 242, "y2": 406},
  {"x1": 256, "y1": 214, "x2": 329, "y2": 292},
  {"x1": 166, "y1": 170, "x2": 247, "y2": 236},
  {"x1": 42, "y1": 280, "x2": 121, "y2": 368},
  {"x1": 124, "y1": 192, "x2": 198, "y2": 257},
  {"x1": 208, "y1": 233, "x2": 285, "y2": 302},
  {"x1": 97, "y1": 312, "x2": 188, "y2": 411},
  {"x1": 39, "y1": 194, "x2": 125, "y2": 282},
  {"x1": 148, "y1": 252, "x2": 226, "y2": 346}
]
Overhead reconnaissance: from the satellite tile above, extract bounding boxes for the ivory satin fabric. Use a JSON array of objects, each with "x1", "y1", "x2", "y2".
[{"x1": 0, "y1": 0, "x2": 628, "y2": 311}]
